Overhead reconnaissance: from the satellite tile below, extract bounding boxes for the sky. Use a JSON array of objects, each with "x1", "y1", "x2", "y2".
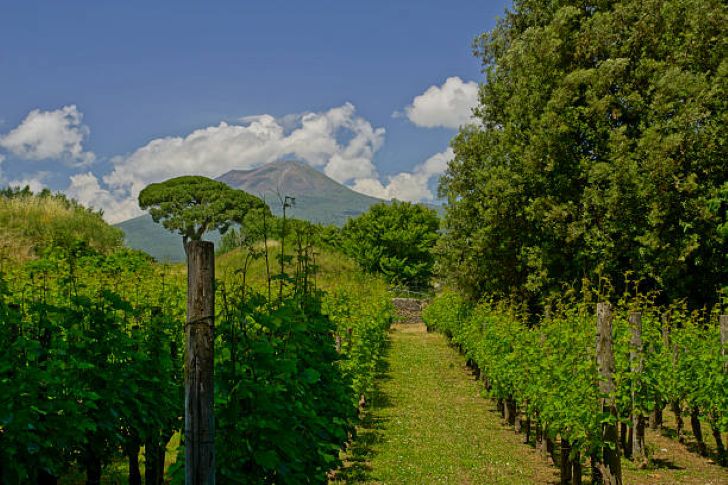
[{"x1": 0, "y1": 0, "x2": 510, "y2": 223}]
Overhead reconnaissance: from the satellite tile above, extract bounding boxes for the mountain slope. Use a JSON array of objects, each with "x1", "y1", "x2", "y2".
[
  {"x1": 217, "y1": 160, "x2": 384, "y2": 224},
  {"x1": 115, "y1": 160, "x2": 385, "y2": 261}
]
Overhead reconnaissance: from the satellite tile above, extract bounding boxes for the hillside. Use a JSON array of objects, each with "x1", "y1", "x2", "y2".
[
  {"x1": 217, "y1": 160, "x2": 384, "y2": 223},
  {"x1": 0, "y1": 189, "x2": 124, "y2": 264},
  {"x1": 116, "y1": 160, "x2": 385, "y2": 261}
]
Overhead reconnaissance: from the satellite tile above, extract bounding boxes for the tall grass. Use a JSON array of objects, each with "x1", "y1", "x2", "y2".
[{"x1": 0, "y1": 191, "x2": 123, "y2": 265}]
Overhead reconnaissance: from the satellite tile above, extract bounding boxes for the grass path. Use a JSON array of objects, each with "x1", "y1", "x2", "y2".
[
  {"x1": 334, "y1": 321, "x2": 558, "y2": 484},
  {"x1": 334, "y1": 318, "x2": 728, "y2": 485}
]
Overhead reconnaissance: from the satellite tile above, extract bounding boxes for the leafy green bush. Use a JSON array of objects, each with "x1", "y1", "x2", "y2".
[
  {"x1": 0, "y1": 246, "x2": 183, "y2": 483},
  {"x1": 210, "y1": 273, "x2": 392, "y2": 483},
  {"x1": 341, "y1": 201, "x2": 439, "y2": 289}
]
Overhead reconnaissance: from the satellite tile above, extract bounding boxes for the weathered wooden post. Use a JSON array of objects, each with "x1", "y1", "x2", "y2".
[
  {"x1": 560, "y1": 438, "x2": 573, "y2": 485},
  {"x1": 138, "y1": 176, "x2": 267, "y2": 485},
  {"x1": 716, "y1": 315, "x2": 728, "y2": 464},
  {"x1": 186, "y1": 240, "x2": 216, "y2": 485},
  {"x1": 629, "y1": 311, "x2": 646, "y2": 466},
  {"x1": 596, "y1": 302, "x2": 622, "y2": 484},
  {"x1": 721, "y1": 315, "x2": 728, "y2": 373}
]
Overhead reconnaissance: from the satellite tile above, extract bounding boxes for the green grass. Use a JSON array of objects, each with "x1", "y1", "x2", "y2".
[
  {"x1": 335, "y1": 319, "x2": 728, "y2": 485},
  {"x1": 0, "y1": 192, "x2": 123, "y2": 265},
  {"x1": 334, "y1": 322, "x2": 558, "y2": 484}
]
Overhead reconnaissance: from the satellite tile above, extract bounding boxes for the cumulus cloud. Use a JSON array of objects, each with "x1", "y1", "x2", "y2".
[
  {"x1": 352, "y1": 147, "x2": 453, "y2": 202},
  {"x1": 0, "y1": 105, "x2": 94, "y2": 164},
  {"x1": 42, "y1": 101, "x2": 453, "y2": 223},
  {"x1": 403, "y1": 77, "x2": 478, "y2": 129},
  {"x1": 66, "y1": 103, "x2": 385, "y2": 223},
  {"x1": 66, "y1": 172, "x2": 141, "y2": 222}
]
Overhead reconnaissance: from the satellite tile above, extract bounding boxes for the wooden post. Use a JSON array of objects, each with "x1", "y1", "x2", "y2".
[
  {"x1": 560, "y1": 438, "x2": 573, "y2": 485},
  {"x1": 596, "y1": 302, "x2": 622, "y2": 484},
  {"x1": 721, "y1": 315, "x2": 728, "y2": 373},
  {"x1": 185, "y1": 241, "x2": 216, "y2": 485},
  {"x1": 629, "y1": 312, "x2": 646, "y2": 466},
  {"x1": 522, "y1": 409, "x2": 531, "y2": 445},
  {"x1": 667, "y1": 318, "x2": 687, "y2": 444},
  {"x1": 506, "y1": 397, "x2": 517, "y2": 427},
  {"x1": 572, "y1": 451, "x2": 582, "y2": 485},
  {"x1": 717, "y1": 315, "x2": 728, "y2": 464},
  {"x1": 690, "y1": 406, "x2": 707, "y2": 456}
]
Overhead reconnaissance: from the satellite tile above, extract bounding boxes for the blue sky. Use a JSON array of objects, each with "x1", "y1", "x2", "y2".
[{"x1": 0, "y1": 0, "x2": 510, "y2": 222}]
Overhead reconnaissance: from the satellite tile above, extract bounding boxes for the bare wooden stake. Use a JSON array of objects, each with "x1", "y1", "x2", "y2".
[
  {"x1": 185, "y1": 240, "x2": 216, "y2": 485},
  {"x1": 721, "y1": 315, "x2": 727, "y2": 373},
  {"x1": 596, "y1": 302, "x2": 622, "y2": 484},
  {"x1": 719, "y1": 315, "x2": 728, "y2": 464},
  {"x1": 629, "y1": 312, "x2": 647, "y2": 466},
  {"x1": 572, "y1": 450, "x2": 583, "y2": 485},
  {"x1": 690, "y1": 406, "x2": 707, "y2": 456},
  {"x1": 560, "y1": 438, "x2": 573, "y2": 485}
]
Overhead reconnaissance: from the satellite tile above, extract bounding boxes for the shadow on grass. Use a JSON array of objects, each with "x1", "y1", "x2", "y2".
[
  {"x1": 649, "y1": 458, "x2": 685, "y2": 470},
  {"x1": 659, "y1": 422, "x2": 728, "y2": 468}
]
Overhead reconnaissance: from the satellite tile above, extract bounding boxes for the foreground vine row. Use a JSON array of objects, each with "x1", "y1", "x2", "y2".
[
  {"x1": 423, "y1": 292, "x2": 728, "y2": 483},
  {"x1": 0, "y1": 239, "x2": 393, "y2": 484}
]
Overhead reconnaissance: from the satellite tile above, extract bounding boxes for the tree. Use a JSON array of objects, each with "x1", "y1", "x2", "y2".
[
  {"x1": 139, "y1": 176, "x2": 265, "y2": 247},
  {"x1": 342, "y1": 201, "x2": 440, "y2": 289},
  {"x1": 440, "y1": 0, "x2": 727, "y2": 309},
  {"x1": 139, "y1": 176, "x2": 266, "y2": 485}
]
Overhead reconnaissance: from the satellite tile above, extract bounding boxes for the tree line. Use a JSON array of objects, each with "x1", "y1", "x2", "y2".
[{"x1": 438, "y1": 0, "x2": 727, "y2": 312}]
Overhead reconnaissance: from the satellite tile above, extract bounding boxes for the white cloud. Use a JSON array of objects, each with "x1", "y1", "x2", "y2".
[
  {"x1": 404, "y1": 77, "x2": 478, "y2": 129},
  {"x1": 66, "y1": 172, "x2": 140, "y2": 222},
  {"x1": 352, "y1": 147, "x2": 453, "y2": 202},
  {"x1": 0, "y1": 105, "x2": 95, "y2": 164},
  {"x1": 66, "y1": 103, "x2": 385, "y2": 223},
  {"x1": 68, "y1": 119, "x2": 449, "y2": 223}
]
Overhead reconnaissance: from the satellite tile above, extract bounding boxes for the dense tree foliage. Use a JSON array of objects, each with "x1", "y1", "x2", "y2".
[
  {"x1": 138, "y1": 176, "x2": 267, "y2": 245},
  {"x1": 342, "y1": 201, "x2": 439, "y2": 289},
  {"x1": 439, "y1": 0, "x2": 727, "y2": 308}
]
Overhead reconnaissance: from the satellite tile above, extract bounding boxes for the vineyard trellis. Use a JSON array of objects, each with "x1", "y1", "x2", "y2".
[{"x1": 423, "y1": 291, "x2": 728, "y2": 484}]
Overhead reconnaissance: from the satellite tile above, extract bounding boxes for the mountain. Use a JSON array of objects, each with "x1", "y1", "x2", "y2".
[
  {"x1": 217, "y1": 160, "x2": 383, "y2": 224},
  {"x1": 115, "y1": 160, "x2": 385, "y2": 261}
]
